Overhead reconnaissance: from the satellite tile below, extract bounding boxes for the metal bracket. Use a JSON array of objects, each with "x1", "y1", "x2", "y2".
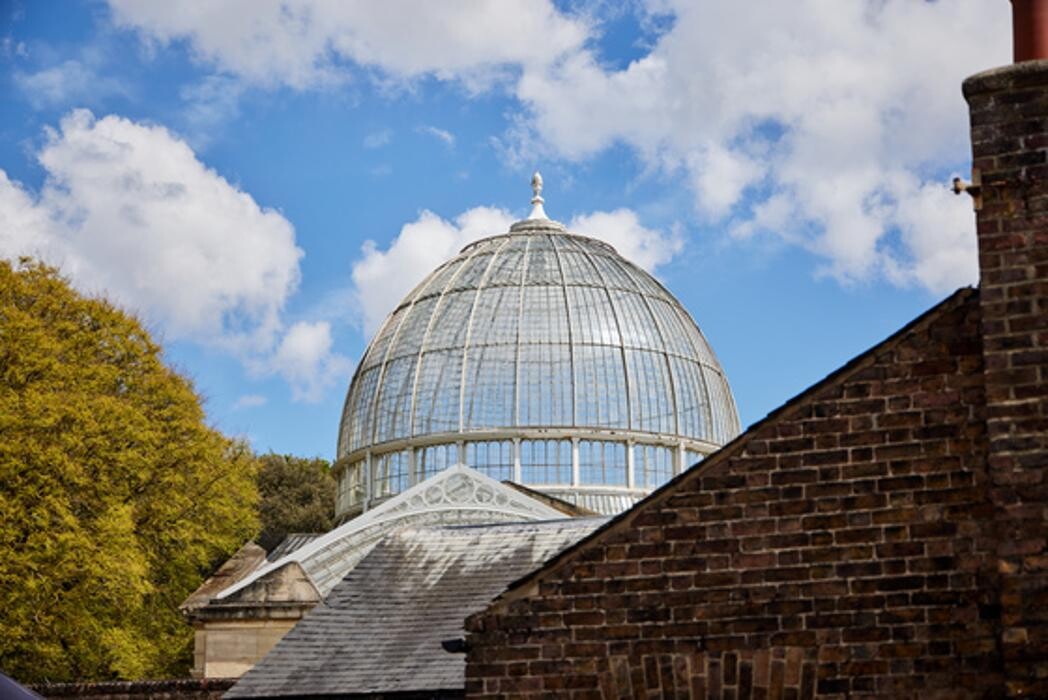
[{"x1": 952, "y1": 167, "x2": 982, "y2": 211}]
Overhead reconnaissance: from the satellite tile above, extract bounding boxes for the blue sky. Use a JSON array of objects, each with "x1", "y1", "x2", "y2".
[{"x1": 0, "y1": 1, "x2": 1011, "y2": 459}]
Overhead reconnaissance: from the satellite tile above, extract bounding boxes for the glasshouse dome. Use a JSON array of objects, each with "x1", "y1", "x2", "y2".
[{"x1": 335, "y1": 175, "x2": 740, "y2": 517}]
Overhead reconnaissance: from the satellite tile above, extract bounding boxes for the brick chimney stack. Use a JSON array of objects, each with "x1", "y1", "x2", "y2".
[{"x1": 963, "y1": 1, "x2": 1048, "y2": 694}]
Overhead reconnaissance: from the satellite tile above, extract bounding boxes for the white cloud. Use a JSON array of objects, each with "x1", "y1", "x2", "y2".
[
  {"x1": 568, "y1": 209, "x2": 681, "y2": 272},
  {"x1": 269, "y1": 321, "x2": 353, "y2": 402},
  {"x1": 349, "y1": 205, "x2": 681, "y2": 336},
  {"x1": 0, "y1": 109, "x2": 348, "y2": 401},
  {"x1": 350, "y1": 206, "x2": 514, "y2": 335},
  {"x1": 512, "y1": 0, "x2": 1010, "y2": 293},
  {"x1": 418, "y1": 125, "x2": 455, "y2": 147},
  {"x1": 107, "y1": 0, "x2": 589, "y2": 89},
  {"x1": 14, "y1": 59, "x2": 127, "y2": 109},
  {"x1": 105, "y1": 0, "x2": 1009, "y2": 295}
]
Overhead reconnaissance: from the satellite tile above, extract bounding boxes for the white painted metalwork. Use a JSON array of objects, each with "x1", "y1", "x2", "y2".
[
  {"x1": 335, "y1": 181, "x2": 741, "y2": 518},
  {"x1": 528, "y1": 171, "x2": 549, "y2": 220},
  {"x1": 220, "y1": 465, "x2": 572, "y2": 599}
]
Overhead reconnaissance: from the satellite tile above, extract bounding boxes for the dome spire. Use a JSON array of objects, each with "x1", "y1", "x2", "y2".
[
  {"x1": 528, "y1": 171, "x2": 549, "y2": 220},
  {"x1": 510, "y1": 170, "x2": 565, "y2": 232}
]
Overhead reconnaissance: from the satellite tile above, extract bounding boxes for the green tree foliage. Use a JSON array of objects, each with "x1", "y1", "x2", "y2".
[
  {"x1": 0, "y1": 260, "x2": 259, "y2": 682},
  {"x1": 256, "y1": 454, "x2": 335, "y2": 552}
]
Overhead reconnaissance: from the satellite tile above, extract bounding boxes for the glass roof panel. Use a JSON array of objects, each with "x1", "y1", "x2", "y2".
[
  {"x1": 520, "y1": 286, "x2": 570, "y2": 344},
  {"x1": 469, "y1": 286, "x2": 520, "y2": 347},
  {"x1": 567, "y1": 286, "x2": 621, "y2": 346},
  {"x1": 447, "y1": 253, "x2": 494, "y2": 291},
  {"x1": 609, "y1": 289, "x2": 663, "y2": 348}
]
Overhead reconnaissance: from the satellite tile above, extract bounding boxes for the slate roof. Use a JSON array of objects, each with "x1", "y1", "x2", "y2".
[
  {"x1": 180, "y1": 542, "x2": 267, "y2": 613},
  {"x1": 267, "y1": 533, "x2": 323, "y2": 562},
  {"x1": 217, "y1": 465, "x2": 567, "y2": 602},
  {"x1": 225, "y1": 517, "x2": 607, "y2": 698}
]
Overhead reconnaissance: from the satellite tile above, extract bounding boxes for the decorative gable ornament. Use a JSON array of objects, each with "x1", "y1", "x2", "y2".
[{"x1": 216, "y1": 464, "x2": 566, "y2": 600}]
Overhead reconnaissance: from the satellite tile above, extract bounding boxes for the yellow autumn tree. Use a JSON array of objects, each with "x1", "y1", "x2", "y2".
[{"x1": 0, "y1": 259, "x2": 259, "y2": 682}]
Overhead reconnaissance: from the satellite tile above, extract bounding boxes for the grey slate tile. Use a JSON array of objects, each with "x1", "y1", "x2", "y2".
[{"x1": 226, "y1": 517, "x2": 606, "y2": 698}]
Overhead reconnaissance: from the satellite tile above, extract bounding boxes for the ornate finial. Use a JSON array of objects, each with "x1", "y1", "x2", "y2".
[{"x1": 528, "y1": 170, "x2": 549, "y2": 220}]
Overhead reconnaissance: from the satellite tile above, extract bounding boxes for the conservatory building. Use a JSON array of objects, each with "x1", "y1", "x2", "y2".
[
  {"x1": 184, "y1": 174, "x2": 741, "y2": 680},
  {"x1": 335, "y1": 173, "x2": 741, "y2": 518}
]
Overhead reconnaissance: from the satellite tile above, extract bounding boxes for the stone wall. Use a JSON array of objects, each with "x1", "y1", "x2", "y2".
[
  {"x1": 190, "y1": 618, "x2": 301, "y2": 679},
  {"x1": 964, "y1": 58, "x2": 1048, "y2": 697},
  {"x1": 464, "y1": 290, "x2": 1001, "y2": 698}
]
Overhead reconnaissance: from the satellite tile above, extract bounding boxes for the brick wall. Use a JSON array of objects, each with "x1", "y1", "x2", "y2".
[
  {"x1": 964, "y1": 59, "x2": 1048, "y2": 697},
  {"x1": 31, "y1": 678, "x2": 236, "y2": 699},
  {"x1": 465, "y1": 290, "x2": 1001, "y2": 698}
]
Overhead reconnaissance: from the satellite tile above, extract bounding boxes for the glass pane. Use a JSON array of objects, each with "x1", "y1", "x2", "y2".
[
  {"x1": 447, "y1": 253, "x2": 493, "y2": 291},
  {"x1": 573, "y1": 344, "x2": 628, "y2": 428},
  {"x1": 567, "y1": 286, "x2": 621, "y2": 346},
  {"x1": 418, "y1": 443, "x2": 458, "y2": 481},
  {"x1": 520, "y1": 439, "x2": 571, "y2": 485},
  {"x1": 518, "y1": 344, "x2": 572, "y2": 426},
  {"x1": 415, "y1": 258, "x2": 464, "y2": 300},
  {"x1": 372, "y1": 450, "x2": 410, "y2": 498},
  {"x1": 361, "y1": 306, "x2": 406, "y2": 370},
  {"x1": 578, "y1": 440, "x2": 627, "y2": 486},
  {"x1": 609, "y1": 289, "x2": 662, "y2": 348},
  {"x1": 619, "y1": 258, "x2": 671, "y2": 297},
  {"x1": 520, "y1": 286, "x2": 569, "y2": 344},
  {"x1": 669, "y1": 356, "x2": 710, "y2": 442},
  {"x1": 485, "y1": 238, "x2": 529, "y2": 287},
  {"x1": 424, "y1": 290, "x2": 474, "y2": 351},
  {"x1": 587, "y1": 254, "x2": 638, "y2": 291},
  {"x1": 703, "y1": 367, "x2": 740, "y2": 443},
  {"x1": 524, "y1": 236, "x2": 563, "y2": 285},
  {"x1": 626, "y1": 349, "x2": 676, "y2": 434},
  {"x1": 463, "y1": 344, "x2": 516, "y2": 429},
  {"x1": 647, "y1": 298, "x2": 698, "y2": 357},
  {"x1": 684, "y1": 450, "x2": 704, "y2": 469},
  {"x1": 469, "y1": 286, "x2": 520, "y2": 347},
  {"x1": 466, "y1": 440, "x2": 514, "y2": 482},
  {"x1": 557, "y1": 250, "x2": 600, "y2": 286},
  {"x1": 345, "y1": 366, "x2": 380, "y2": 452},
  {"x1": 412, "y1": 350, "x2": 463, "y2": 434},
  {"x1": 372, "y1": 356, "x2": 416, "y2": 444},
  {"x1": 638, "y1": 445, "x2": 674, "y2": 489},
  {"x1": 390, "y1": 296, "x2": 438, "y2": 359}
]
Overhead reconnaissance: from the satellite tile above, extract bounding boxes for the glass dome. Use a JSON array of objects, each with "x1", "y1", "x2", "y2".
[{"x1": 335, "y1": 191, "x2": 740, "y2": 518}]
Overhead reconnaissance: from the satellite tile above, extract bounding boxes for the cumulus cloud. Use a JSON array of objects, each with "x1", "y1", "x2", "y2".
[
  {"x1": 569, "y1": 209, "x2": 682, "y2": 272},
  {"x1": 0, "y1": 109, "x2": 348, "y2": 401},
  {"x1": 107, "y1": 0, "x2": 589, "y2": 89},
  {"x1": 513, "y1": 1, "x2": 1009, "y2": 293},
  {"x1": 350, "y1": 207, "x2": 514, "y2": 335},
  {"x1": 349, "y1": 205, "x2": 681, "y2": 336},
  {"x1": 269, "y1": 321, "x2": 353, "y2": 402},
  {"x1": 105, "y1": 0, "x2": 1009, "y2": 294}
]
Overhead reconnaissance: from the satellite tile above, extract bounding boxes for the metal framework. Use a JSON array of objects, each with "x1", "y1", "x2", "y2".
[{"x1": 335, "y1": 212, "x2": 740, "y2": 518}]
